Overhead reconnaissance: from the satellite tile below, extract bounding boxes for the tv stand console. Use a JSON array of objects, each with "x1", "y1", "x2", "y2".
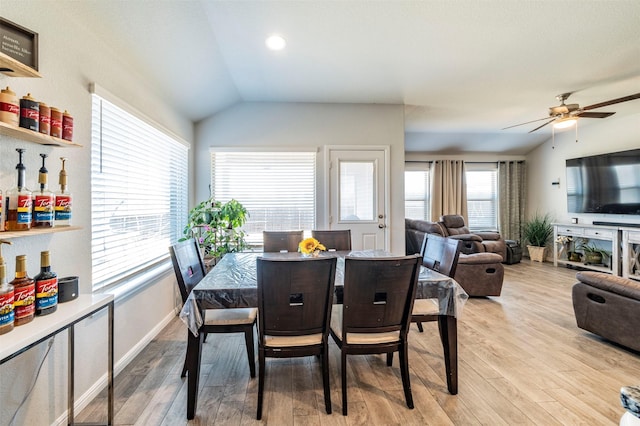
[{"x1": 553, "y1": 223, "x2": 620, "y2": 276}]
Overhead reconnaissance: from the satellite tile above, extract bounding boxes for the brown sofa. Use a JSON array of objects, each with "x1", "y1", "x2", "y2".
[
  {"x1": 405, "y1": 218, "x2": 505, "y2": 296},
  {"x1": 572, "y1": 271, "x2": 640, "y2": 352}
]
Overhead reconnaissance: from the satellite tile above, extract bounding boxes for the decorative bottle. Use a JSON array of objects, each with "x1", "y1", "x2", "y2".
[
  {"x1": 54, "y1": 157, "x2": 72, "y2": 227},
  {"x1": 33, "y1": 154, "x2": 55, "y2": 228},
  {"x1": 0, "y1": 240, "x2": 14, "y2": 335},
  {"x1": 5, "y1": 148, "x2": 32, "y2": 231},
  {"x1": 35, "y1": 251, "x2": 57, "y2": 316},
  {"x1": 11, "y1": 254, "x2": 35, "y2": 326}
]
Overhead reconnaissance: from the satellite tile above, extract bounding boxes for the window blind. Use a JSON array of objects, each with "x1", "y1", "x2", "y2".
[
  {"x1": 404, "y1": 162, "x2": 430, "y2": 220},
  {"x1": 465, "y1": 166, "x2": 498, "y2": 231},
  {"x1": 91, "y1": 94, "x2": 188, "y2": 290},
  {"x1": 210, "y1": 151, "x2": 316, "y2": 246}
]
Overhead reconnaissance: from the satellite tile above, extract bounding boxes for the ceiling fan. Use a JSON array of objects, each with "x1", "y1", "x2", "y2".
[{"x1": 503, "y1": 92, "x2": 640, "y2": 133}]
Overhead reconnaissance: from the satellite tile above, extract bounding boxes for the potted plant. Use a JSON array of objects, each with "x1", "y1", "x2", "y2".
[
  {"x1": 181, "y1": 197, "x2": 249, "y2": 267},
  {"x1": 522, "y1": 212, "x2": 554, "y2": 262},
  {"x1": 576, "y1": 239, "x2": 611, "y2": 265}
]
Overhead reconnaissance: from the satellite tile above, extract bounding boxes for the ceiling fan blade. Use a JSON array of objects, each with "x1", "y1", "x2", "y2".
[
  {"x1": 577, "y1": 111, "x2": 616, "y2": 119},
  {"x1": 501, "y1": 116, "x2": 551, "y2": 130},
  {"x1": 528, "y1": 118, "x2": 556, "y2": 133},
  {"x1": 582, "y1": 92, "x2": 640, "y2": 111}
]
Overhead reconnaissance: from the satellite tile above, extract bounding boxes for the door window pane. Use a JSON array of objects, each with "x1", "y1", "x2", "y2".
[{"x1": 339, "y1": 161, "x2": 374, "y2": 221}]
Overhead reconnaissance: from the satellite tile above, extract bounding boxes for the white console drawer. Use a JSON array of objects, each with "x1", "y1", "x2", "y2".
[
  {"x1": 557, "y1": 226, "x2": 584, "y2": 235},
  {"x1": 584, "y1": 228, "x2": 614, "y2": 239},
  {"x1": 625, "y1": 230, "x2": 640, "y2": 244}
]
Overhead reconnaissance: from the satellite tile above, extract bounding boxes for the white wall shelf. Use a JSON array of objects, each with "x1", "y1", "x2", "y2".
[
  {"x1": 0, "y1": 121, "x2": 82, "y2": 148},
  {"x1": 0, "y1": 226, "x2": 81, "y2": 239},
  {"x1": 0, "y1": 52, "x2": 42, "y2": 78}
]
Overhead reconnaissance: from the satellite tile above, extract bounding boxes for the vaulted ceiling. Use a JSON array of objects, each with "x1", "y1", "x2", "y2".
[{"x1": 64, "y1": 0, "x2": 640, "y2": 155}]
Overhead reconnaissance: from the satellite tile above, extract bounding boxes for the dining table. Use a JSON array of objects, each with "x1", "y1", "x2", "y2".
[{"x1": 179, "y1": 250, "x2": 468, "y2": 420}]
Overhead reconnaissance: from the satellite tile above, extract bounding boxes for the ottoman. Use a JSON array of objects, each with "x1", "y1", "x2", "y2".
[{"x1": 454, "y1": 252, "x2": 504, "y2": 297}]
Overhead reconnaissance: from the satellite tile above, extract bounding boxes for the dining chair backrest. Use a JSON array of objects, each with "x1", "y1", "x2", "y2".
[
  {"x1": 311, "y1": 229, "x2": 352, "y2": 251},
  {"x1": 420, "y1": 234, "x2": 462, "y2": 278},
  {"x1": 341, "y1": 255, "x2": 421, "y2": 335},
  {"x1": 262, "y1": 230, "x2": 304, "y2": 253},
  {"x1": 257, "y1": 257, "x2": 337, "y2": 337},
  {"x1": 169, "y1": 238, "x2": 207, "y2": 303}
]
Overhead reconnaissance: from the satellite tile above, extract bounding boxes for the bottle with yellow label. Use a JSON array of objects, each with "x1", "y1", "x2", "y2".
[
  {"x1": 11, "y1": 255, "x2": 35, "y2": 326},
  {"x1": 33, "y1": 154, "x2": 55, "y2": 228},
  {"x1": 0, "y1": 240, "x2": 14, "y2": 335},
  {"x1": 5, "y1": 149, "x2": 32, "y2": 231}
]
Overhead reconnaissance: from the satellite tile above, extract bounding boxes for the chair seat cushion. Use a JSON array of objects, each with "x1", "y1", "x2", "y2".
[
  {"x1": 264, "y1": 333, "x2": 323, "y2": 347},
  {"x1": 204, "y1": 307, "x2": 257, "y2": 325},
  {"x1": 458, "y1": 252, "x2": 503, "y2": 264},
  {"x1": 330, "y1": 305, "x2": 400, "y2": 344},
  {"x1": 621, "y1": 386, "x2": 640, "y2": 419},
  {"x1": 411, "y1": 298, "x2": 440, "y2": 316}
]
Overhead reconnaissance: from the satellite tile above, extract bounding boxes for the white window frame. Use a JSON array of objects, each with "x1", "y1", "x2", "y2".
[
  {"x1": 90, "y1": 85, "x2": 188, "y2": 292},
  {"x1": 209, "y1": 148, "x2": 317, "y2": 247},
  {"x1": 465, "y1": 163, "x2": 498, "y2": 232},
  {"x1": 404, "y1": 162, "x2": 431, "y2": 221}
]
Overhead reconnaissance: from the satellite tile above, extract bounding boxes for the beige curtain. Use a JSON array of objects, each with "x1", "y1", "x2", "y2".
[
  {"x1": 430, "y1": 160, "x2": 468, "y2": 222},
  {"x1": 498, "y1": 161, "x2": 526, "y2": 242}
]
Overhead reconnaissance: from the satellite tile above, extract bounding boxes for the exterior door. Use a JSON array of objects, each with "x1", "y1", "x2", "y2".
[{"x1": 328, "y1": 148, "x2": 388, "y2": 250}]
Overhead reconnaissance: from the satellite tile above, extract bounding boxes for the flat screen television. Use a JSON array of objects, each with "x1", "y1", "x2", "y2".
[{"x1": 566, "y1": 148, "x2": 640, "y2": 215}]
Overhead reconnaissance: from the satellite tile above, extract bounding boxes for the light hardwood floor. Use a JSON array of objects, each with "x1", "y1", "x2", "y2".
[{"x1": 78, "y1": 260, "x2": 640, "y2": 425}]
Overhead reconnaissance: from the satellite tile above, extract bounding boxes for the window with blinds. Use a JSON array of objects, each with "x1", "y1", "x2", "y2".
[
  {"x1": 404, "y1": 162, "x2": 430, "y2": 220},
  {"x1": 465, "y1": 164, "x2": 498, "y2": 231},
  {"x1": 210, "y1": 150, "x2": 316, "y2": 246},
  {"x1": 91, "y1": 94, "x2": 188, "y2": 291}
]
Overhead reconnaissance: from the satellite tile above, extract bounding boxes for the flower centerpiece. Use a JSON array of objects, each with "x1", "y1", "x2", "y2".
[{"x1": 298, "y1": 237, "x2": 326, "y2": 257}]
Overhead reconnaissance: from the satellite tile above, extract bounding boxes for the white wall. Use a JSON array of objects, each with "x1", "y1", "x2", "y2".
[
  {"x1": 1, "y1": 4, "x2": 192, "y2": 425},
  {"x1": 526, "y1": 113, "x2": 640, "y2": 225},
  {"x1": 195, "y1": 102, "x2": 407, "y2": 254}
]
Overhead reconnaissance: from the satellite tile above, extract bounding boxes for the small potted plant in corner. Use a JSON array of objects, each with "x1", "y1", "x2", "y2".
[
  {"x1": 522, "y1": 212, "x2": 554, "y2": 262},
  {"x1": 180, "y1": 197, "x2": 249, "y2": 269},
  {"x1": 576, "y1": 239, "x2": 611, "y2": 266}
]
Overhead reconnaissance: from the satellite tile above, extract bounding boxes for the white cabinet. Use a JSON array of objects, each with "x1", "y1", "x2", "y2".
[
  {"x1": 621, "y1": 229, "x2": 640, "y2": 281},
  {"x1": 553, "y1": 224, "x2": 620, "y2": 275}
]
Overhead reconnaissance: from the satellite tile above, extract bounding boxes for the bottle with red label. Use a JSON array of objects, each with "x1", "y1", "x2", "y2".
[
  {"x1": 35, "y1": 251, "x2": 57, "y2": 316},
  {"x1": 19, "y1": 93, "x2": 39, "y2": 132},
  {"x1": 33, "y1": 154, "x2": 55, "y2": 228},
  {"x1": 11, "y1": 254, "x2": 35, "y2": 326},
  {"x1": 50, "y1": 107, "x2": 62, "y2": 138},
  {"x1": 0, "y1": 86, "x2": 19, "y2": 126},
  {"x1": 0, "y1": 240, "x2": 14, "y2": 335},
  {"x1": 54, "y1": 157, "x2": 72, "y2": 227},
  {"x1": 5, "y1": 149, "x2": 32, "y2": 231}
]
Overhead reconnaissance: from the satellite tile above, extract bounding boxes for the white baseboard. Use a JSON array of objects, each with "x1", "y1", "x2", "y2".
[{"x1": 53, "y1": 311, "x2": 177, "y2": 425}]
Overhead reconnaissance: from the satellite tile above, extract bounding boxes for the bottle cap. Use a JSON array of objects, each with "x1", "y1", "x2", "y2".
[
  {"x1": 22, "y1": 93, "x2": 36, "y2": 101},
  {"x1": 40, "y1": 251, "x2": 50, "y2": 268},
  {"x1": 2, "y1": 86, "x2": 16, "y2": 96}
]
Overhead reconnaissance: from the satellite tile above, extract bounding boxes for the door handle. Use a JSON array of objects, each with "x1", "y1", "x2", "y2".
[{"x1": 378, "y1": 224, "x2": 386, "y2": 229}]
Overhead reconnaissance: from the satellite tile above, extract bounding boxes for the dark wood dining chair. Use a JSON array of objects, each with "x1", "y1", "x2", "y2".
[
  {"x1": 311, "y1": 229, "x2": 352, "y2": 251},
  {"x1": 256, "y1": 256, "x2": 337, "y2": 420},
  {"x1": 409, "y1": 233, "x2": 462, "y2": 395},
  {"x1": 330, "y1": 255, "x2": 421, "y2": 415},
  {"x1": 169, "y1": 239, "x2": 257, "y2": 379},
  {"x1": 262, "y1": 230, "x2": 304, "y2": 252},
  {"x1": 412, "y1": 234, "x2": 462, "y2": 331}
]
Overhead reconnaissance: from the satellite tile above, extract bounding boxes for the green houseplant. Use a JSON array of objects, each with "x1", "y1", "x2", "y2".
[
  {"x1": 521, "y1": 212, "x2": 554, "y2": 262},
  {"x1": 576, "y1": 239, "x2": 611, "y2": 265},
  {"x1": 181, "y1": 197, "x2": 249, "y2": 265}
]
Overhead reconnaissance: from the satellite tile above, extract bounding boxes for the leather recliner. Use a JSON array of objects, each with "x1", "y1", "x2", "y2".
[{"x1": 439, "y1": 214, "x2": 506, "y2": 261}]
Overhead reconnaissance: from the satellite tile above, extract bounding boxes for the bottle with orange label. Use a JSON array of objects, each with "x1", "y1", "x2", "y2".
[
  {"x1": 5, "y1": 149, "x2": 32, "y2": 231},
  {"x1": 35, "y1": 251, "x2": 57, "y2": 316},
  {"x1": 54, "y1": 157, "x2": 72, "y2": 226},
  {"x1": 0, "y1": 240, "x2": 14, "y2": 335},
  {"x1": 11, "y1": 254, "x2": 35, "y2": 326},
  {"x1": 33, "y1": 154, "x2": 55, "y2": 228}
]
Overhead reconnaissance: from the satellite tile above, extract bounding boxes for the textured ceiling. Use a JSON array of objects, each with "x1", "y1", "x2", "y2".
[{"x1": 62, "y1": 0, "x2": 640, "y2": 155}]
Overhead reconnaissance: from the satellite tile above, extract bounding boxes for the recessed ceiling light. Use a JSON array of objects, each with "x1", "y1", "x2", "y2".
[{"x1": 265, "y1": 35, "x2": 286, "y2": 51}]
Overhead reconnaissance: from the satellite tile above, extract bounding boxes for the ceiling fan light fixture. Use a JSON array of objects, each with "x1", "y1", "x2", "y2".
[
  {"x1": 265, "y1": 35, "x2": 286, "y2": 51},
  {"x1": 553, "y1": 116, "x2": 578, "y2": 129}
]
